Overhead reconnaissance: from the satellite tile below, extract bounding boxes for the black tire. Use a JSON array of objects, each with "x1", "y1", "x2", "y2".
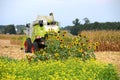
[
  {"x1": 33, "y1": 38, "x2": 46, "y2": 52},
  {"x1": 33, "y1": 41, "x2": 39, "y2": 51},
  {"x1": 25, "y1": 38, "x2": 32, "y2": 53}
]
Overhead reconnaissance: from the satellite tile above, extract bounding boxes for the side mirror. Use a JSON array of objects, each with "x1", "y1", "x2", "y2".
[
  {"x1": 39, "y1": 20, "x2": 43, "y2": 27},
  {"x1": 26, "y1": 23, "x2": 30, "y2": 28}
]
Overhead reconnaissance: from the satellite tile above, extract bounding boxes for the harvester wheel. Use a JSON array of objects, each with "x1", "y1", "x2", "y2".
[
  {"x1": 24, "y1": 38, "x2": 32, "y2": 53},
  {"x1": 33, "y1": 41, "x2": 39, "y2": 51}
]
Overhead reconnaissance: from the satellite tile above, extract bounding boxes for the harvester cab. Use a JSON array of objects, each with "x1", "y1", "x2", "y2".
[{"x1": 24, "y1": 13, "x2": 60, "y2": 53}]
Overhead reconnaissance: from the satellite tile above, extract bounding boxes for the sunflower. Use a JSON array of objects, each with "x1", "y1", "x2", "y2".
[
  {"x1": 62, "y1": 34, "x2": 65, "y2": 37},
  {"x1": 78, "y1": 48, "x2": 83, "y2": 53},
  {"x1": 78, "y1": 34, "x2": 82, "y2": 37},
  {"x1": 60, "y1": 44, "x2": 64, "y2": 48},
  {"x1": 95, "y1": 42, "x2": 99, "y2": 46},
  {"x1": 56, "y1": 36, "x2": 60, "y2": 40},
  {"x1": 94, "y1": 46, "x2": 96, "y2": 50},
  {"x1": 60, "y1": 39, "x2": 64, "y2": 43},
  {"x1": 67, "y1": 45, "x2": 71, "y2": 49},
  {"x1": 63, "y1": 31, "x2": 67, "y2": 34},
  {"x1": 54, "y1": 53, "x2": 59, "y2": 57}
]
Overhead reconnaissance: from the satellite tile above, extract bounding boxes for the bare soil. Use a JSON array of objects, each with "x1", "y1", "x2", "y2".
[
  {"x1": 0, "y1": 39, "x2": 120, "y2": 73},
  {"x1": 0, "y1": 39, "x2": 26, "y2": 59},
  {"x1": 95, "y1": 51, "x2": 120, "y2": 73}
]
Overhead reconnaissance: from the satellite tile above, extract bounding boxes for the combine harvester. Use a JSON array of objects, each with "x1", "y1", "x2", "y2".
[{"x1": 24, "y1": 13, "x2": 60, "y2": 53}]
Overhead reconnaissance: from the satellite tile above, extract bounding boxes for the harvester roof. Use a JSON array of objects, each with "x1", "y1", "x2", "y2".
[{"x1": 33, "y1": 13, "x2": 54, "y2": 25}]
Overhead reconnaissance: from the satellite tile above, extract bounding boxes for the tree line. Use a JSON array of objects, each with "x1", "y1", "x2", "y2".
[
  {"x1": 61, "y1": 18, "x2": 120, "y2": 35},
  {"x1": 0, "y1": 18, "x2": 120, "y2": 35},
  {"x1": 0, "y1": 24, "x2": 25, "y2": 34}
]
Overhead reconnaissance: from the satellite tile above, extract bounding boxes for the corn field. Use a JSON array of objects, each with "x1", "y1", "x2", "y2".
[{"x1": 81, "y1": 30, "x2": 120, "y2": 51}]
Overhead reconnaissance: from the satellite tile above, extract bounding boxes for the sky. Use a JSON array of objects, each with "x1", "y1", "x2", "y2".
[{"x1": 0, "y1": 0, "x2": 120, "y2": 27}]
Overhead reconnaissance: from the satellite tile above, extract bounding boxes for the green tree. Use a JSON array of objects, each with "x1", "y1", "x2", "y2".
[
  {"x1": 4, "y1": 24, "x2": 16, "y2": 34},
  {"x1": 70, "y1": 26, "x2": 80, "y2": 35},
  {"x1": 70, "y1": 18, "x2": 81, "y2": 35},
  {"x1": 72, "y1": 18, "x2": 80, "y2": 26},
  {"x1": 83, "y1": 17, "x2": 90, "y2": 25},
  {"x1": 0, "y1": 25, "x2": 5, "y2": 34}
]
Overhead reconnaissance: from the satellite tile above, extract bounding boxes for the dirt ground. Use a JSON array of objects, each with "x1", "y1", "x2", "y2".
[
  {"x1": 95, "y1": 51, "x2": 120, "y2": 72},
  {"x1": 0, "y1": 39, "x2": 26, "y2": 59},
  {"x1": 0, "y1": 39, "x2": 120, "y2": 73}
]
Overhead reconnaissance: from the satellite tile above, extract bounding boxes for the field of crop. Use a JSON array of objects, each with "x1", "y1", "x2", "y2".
[
  {"x1": 0, "y1": 30, "x2": 120, "y2": 79},
  {"x1": 0, "y1": 34, "x2": 25, "y2": 45},
  {"x1": 0, "y1": 57, "x2": 119, "y2": 80},
  {"x1": 81, "y1": 30, "x2": 120, "y2": 51}
]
